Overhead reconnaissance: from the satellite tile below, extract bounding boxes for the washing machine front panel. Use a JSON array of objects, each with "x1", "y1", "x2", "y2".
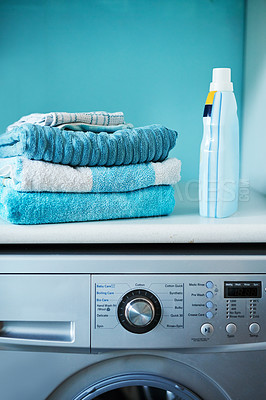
[
  {"x1": 0, "y1": 255, "x2": 265, "y2": 400},
  {"x1": 91, "y1": 274, "x2": 266, "y2": 351}
]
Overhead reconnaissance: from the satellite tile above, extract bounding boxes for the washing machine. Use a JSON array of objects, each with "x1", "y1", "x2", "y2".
[{"x1": 0, "y1": 245, "x2": 266, "y2": 400}]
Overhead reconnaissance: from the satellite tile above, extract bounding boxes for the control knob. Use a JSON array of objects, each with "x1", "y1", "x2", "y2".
[{"x1": 118, "y1": 289, "x2": 161, "y2": 334}]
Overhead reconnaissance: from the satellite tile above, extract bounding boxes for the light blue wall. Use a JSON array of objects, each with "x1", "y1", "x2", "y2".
[
  {"x1": 0, "y1": 0, "x2": 245, "y2": 181},
  {"x1": 241, "y1": 0, "x2": 266, "y2": 193}
]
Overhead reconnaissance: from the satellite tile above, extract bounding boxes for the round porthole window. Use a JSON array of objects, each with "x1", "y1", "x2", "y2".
[{"x1": 73, "y1": 374, "x2": 202, "y2": 400}]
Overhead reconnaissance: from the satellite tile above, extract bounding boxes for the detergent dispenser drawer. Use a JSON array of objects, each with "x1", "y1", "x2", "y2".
[{"x1": 0, "y1": 274, "x2": 90, "y2": 351}]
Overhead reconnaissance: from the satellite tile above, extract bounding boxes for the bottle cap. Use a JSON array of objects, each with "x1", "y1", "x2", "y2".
[{"x1": 209, "y1": 68, "x2": 233, "y2": 92}]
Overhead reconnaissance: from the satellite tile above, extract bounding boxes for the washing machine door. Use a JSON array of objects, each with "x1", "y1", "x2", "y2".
[
  {"x1": 73, "y1": 374, "x2": 201, "y2": 400},
  {"x1": 47, "y1": 355, "x2": 229, "y2": 400}
]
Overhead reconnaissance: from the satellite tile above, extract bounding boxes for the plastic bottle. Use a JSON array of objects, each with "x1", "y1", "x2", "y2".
[{"x1": 199, "y1": 68, "x2": 239, "y2": 218}]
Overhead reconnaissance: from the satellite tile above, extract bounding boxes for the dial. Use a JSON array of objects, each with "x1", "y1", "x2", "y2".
[{"x1": 118, "y1": 289, "x2": 161, "y2": 334}]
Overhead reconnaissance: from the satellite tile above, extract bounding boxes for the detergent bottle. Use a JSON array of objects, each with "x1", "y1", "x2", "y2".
[{"x1": 199, "y1": 68, "x2": 239, "y2": 218}]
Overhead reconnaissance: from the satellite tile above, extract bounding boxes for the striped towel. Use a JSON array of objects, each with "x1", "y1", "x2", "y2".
[
  {"x1": 0, "y1": 157, "x2": 181, "y2": 193},
  {"x1": 7, "y1": 111, "x2": 125, "y2": 131}
]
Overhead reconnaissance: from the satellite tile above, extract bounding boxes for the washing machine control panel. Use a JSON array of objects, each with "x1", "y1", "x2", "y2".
[{"x1": 91, "y1": 274, "x2": 266, "y2": 351}]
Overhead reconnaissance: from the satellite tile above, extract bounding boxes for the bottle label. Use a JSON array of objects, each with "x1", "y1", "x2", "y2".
[{"x1": 203, "y1": 91, "x2": 217, "y2": 117}]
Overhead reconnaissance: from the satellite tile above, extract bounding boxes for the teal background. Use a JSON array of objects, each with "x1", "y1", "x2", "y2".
[
  {"x1": 242, "y1": 0, "x2": 266, "y2": 191},
  {"x1": 0, "y1": 0, "x2": 245, "y2": 181}
]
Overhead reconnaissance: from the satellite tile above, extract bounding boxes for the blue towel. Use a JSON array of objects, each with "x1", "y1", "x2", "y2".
[
  {"x1": 0, "y1": 124, "x2": 177, "y2": 167},
  {"x1": 0, "y1": 184, "x2": 175, "y2": 225},
  {"x1": 57, "y1": 122, "x2": 134, "y2": 132}
]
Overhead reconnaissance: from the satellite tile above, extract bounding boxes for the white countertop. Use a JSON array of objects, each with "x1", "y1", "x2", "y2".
[{"x1": 0, "y1": 184, "x2": 266, "y2": 244}]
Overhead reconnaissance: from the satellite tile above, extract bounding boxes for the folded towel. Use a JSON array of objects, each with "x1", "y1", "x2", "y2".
[
  {"x1": 56, "y1": 122, "x2": 134, "y2": 132},
  {"x1": 7, "y1": 111, "x2": 125, "y2": 131},
  {"x1": 0, "y1": 184, "x2": 175, "y2": 225},
  {"x1": 0, "y1": 124, "x2": 177, "y2": 167},
  {"x1": 0, "y1": 157, "x2": 181, "y2": 193}
]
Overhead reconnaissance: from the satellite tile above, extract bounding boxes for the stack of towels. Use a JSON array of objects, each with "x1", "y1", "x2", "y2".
[{"x1": 0, "y1": 111, "x2": 181, "y2": 224}]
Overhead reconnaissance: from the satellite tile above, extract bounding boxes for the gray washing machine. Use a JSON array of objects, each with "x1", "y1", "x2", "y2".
[{"x1": 0, "y1": 245, "x2": 266, "y2": 400}]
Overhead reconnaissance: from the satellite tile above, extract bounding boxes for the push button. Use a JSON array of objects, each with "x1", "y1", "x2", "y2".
[
  {"x1": 206, "y1": 301, "x2": 213, "y2": 309},
  {"x1": 200, "y1": 323, "x2": 214, "y2": 337},
  {"x1": 206, "y1": 291, "x2": 214, "y2": 299},
  {"x1": 249, "y1": 323, "x2": 260, "y2": 334},
  {"x1": 226, "y1": 323, "x2": 237, "y2": 335},
  {"x1": 206, "y1": 311, "x2": 213, "y2": 319},
  {"x1": 206, "y1": 281, "x2": 214, "y2": 289}
]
